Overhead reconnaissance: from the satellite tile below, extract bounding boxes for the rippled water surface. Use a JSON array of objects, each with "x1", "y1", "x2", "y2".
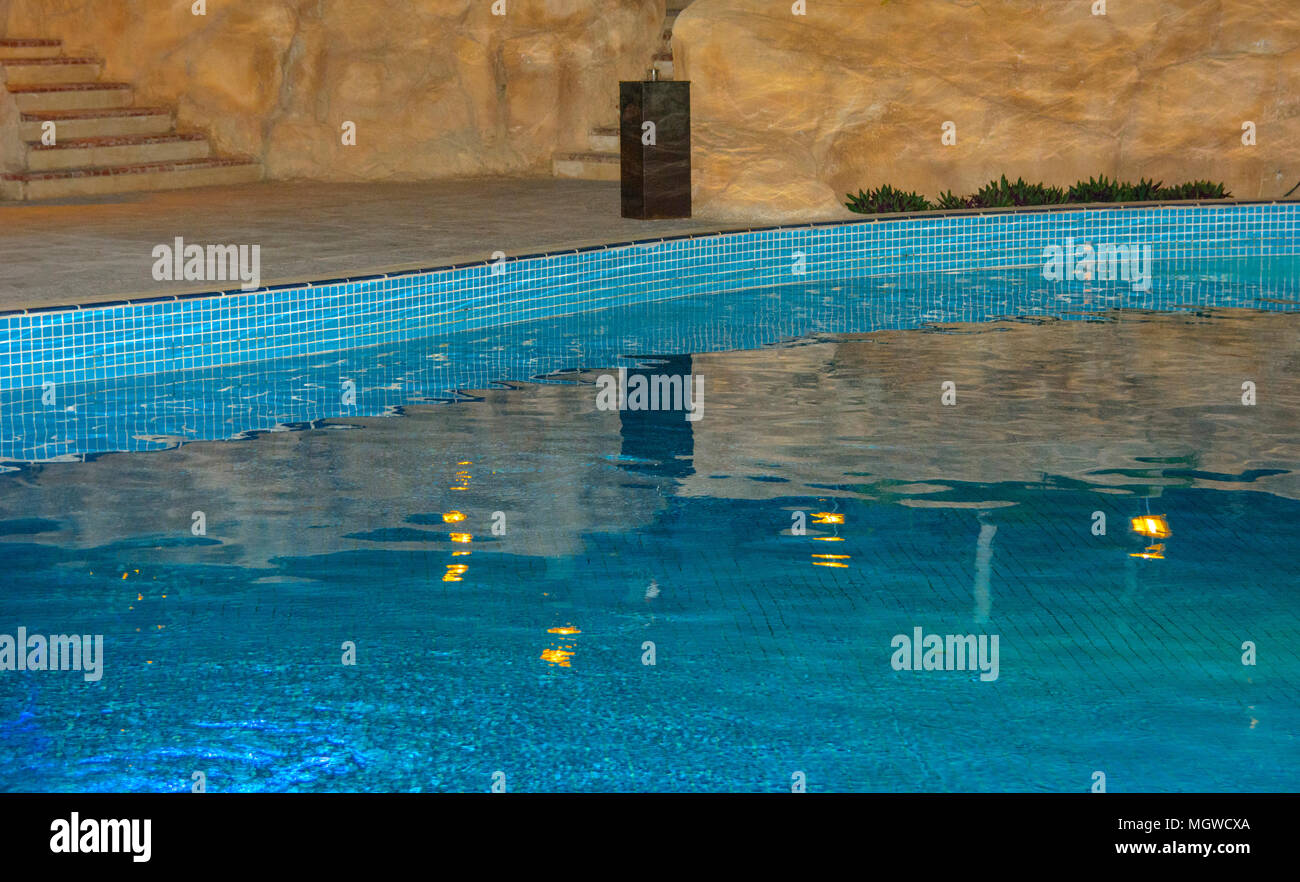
[{"x1": 2, "y1": 260, "x2": 1298, "y2": 791}]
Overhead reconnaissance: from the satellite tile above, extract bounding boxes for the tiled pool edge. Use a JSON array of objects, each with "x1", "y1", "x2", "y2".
[
  {"x1": 1, "y1": 200, "x2": 1296, "y2": 391},
  {"x1": 2, "y1": 198, "x2": 1293, "y2": 318}
]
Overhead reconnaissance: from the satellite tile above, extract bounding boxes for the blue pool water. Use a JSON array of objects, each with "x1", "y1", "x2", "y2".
[{"x1": 1, "y1": 258, "x2": 1298, "y2": 792}]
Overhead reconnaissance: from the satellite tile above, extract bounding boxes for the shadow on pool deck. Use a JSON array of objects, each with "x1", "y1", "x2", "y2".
[{"x1": 0, "y1": 177, "x2": 790, "y2": 311}]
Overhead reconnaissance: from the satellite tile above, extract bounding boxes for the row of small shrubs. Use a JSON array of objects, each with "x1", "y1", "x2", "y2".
[{"x1": 846, "y1": 175, "x2": 1231, "y2": 214}]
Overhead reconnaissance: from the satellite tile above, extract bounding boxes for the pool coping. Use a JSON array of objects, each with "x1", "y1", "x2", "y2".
[{"x1": 4, "y1": 197, "x2": 1296, "y2": 319}]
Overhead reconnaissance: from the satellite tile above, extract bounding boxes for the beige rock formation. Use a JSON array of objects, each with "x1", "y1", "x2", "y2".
[
  {"x1": 673, "y1": 0, "x2": 1300, "y2": 221},
  {"x1": 2, "y1": 0, "x2": 664, "y2": 180},
  {"x1": 4, "y1": 0, "x2": 1296, "y2": 222}
]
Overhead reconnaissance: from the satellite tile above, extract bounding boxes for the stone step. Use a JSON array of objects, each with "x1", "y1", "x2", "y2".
[
  {"x1": 19, "y1": 106, "x2": 174, "y2": 141},
  {"x1": 0, "y1": 156, "x2": 262, "y2": 201},
  {"x1": 551, "y1": 150, "x2": 619, "y2": 182},
  {"x1": 588, "y1": 125, "x2": 618, "y2": 152},
  {"x1": 8, "y1": 82, "x2": 133, "y2": 112},
  {"x1": 23, "y1": 133, "x2": 211, "y2": 172},
  {"x1": 0, "y1": 38, "x2": 62, "y2": 59},
  {"x1": 0, "y1": 56, "x2": 102, "y2": 85}
]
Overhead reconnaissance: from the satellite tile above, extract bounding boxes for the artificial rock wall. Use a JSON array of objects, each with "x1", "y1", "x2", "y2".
[
  {"x1": 673, "y1": 0, "x2": 1300, "y2": 221},
  {"x1": 1, "y1": 0, "x2": 663, "y2": 179},
  {"x1": 4, "y1": 0, "x2": 1297, "y2": 223}
]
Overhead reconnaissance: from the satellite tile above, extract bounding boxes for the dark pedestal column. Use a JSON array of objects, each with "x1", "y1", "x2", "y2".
[{"x1": 620, "y1": 80, "x2": 691, "y2": 219}]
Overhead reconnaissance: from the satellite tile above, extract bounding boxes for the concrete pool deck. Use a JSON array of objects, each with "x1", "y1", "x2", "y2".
[{"x1": 0, "y1": 178, "x2": 809, "y2": 311}]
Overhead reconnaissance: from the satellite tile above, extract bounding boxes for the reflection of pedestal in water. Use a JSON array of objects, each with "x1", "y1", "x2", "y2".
[
  {"x1": 617, "y1": 354, "x2": 696, "y2": 479},
  {"x1": 973, "y1": 514, "x2": 997, "y2": 624}
]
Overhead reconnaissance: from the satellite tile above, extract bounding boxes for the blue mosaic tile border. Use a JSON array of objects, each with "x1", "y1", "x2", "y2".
[{"x1": 0, "y1": 201, "x2": 1296, "y2": 392}]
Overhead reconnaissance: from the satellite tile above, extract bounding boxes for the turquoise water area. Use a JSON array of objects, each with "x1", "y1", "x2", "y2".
[{"x1": 1, "y1": 257, "x2": 1297, "y2": 791}]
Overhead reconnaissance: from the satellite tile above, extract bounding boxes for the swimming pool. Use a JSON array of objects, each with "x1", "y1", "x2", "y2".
[{"x1": 1, "y1": 207, "x2": 1297, "y2": 792}]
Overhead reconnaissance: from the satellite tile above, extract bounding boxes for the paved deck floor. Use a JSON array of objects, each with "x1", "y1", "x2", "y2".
[{"x1": 0, "y1": 178, "x2": 808, "y2": 311}]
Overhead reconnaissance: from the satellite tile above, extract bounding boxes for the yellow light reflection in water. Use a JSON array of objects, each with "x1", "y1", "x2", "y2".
[
  {"x1": 446, "y1": 461, "x2": 472, "y2": 492},
  {"x1": 1130, "y1": 543, "x2": 1166, "y2": 560},
  {"x1": 1130, "y1": 515, "x2": 1172, "y2": 539},
  {"x1": 540, "y1": 647, "x2": 575, "y2": 667},
  {"x1": 800, "y1": 505, "x2": 848, "y2": 566},
  {"x1": 443, "y1": 464, "x2": 476, "y2": 577},
  {"x1": 541, "y1": 623, "x2": 580, "y2": 667}
]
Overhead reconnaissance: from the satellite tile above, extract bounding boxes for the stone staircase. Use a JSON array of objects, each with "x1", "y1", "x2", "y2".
[
  {"x1": 0, "y1": 37, "x2": 260, "y2": 201},
  {"x1": 552, "y1": 2, "x2": 690, "y2": 182}
]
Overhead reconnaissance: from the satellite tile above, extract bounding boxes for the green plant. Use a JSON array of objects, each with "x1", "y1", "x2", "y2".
[
  {"x1": 845, "y1": 184, "x2": 933, "y2": 214},
  {"x1": 845, "y1": 175, "x2": 1230, "y2": 214},
  {"x1": 969, "y1": 175, "x2": 1067, "y2": 207},
  {"x1": 934, "y1": 189, "x2": 971, "y2": 210},
  {"x1": 1156, "y1": 179, "x2": 1231, "y2": 200},
  {"x1": 1067, "y1": 174, "x2": 1122, "y2": 203},
  {"x1": 969, "y1": 176, "x2": 1014, "y2": 208},
  {"x1": 1116, "y1": 177, "x2": 1164, "y2": 201}
]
